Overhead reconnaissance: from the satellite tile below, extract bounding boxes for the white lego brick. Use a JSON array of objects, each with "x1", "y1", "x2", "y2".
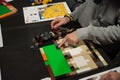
[
  {"x1": 98, "y1": 56, "x2": 104, "y2": 61},
  {"x1": 73, "y1": 56, "x2": 88, "y2": 67},
  {"x1": 64, "y1": 47, "x2": 82, "y2": 56}
]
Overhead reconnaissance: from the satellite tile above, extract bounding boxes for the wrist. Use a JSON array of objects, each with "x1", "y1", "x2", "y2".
[
  {"x1": 64, "y1": 14, "x2": 73, "y2": 22},
  {"x1": 64, "y1": 17, "x2": 71, "y2": 23}
]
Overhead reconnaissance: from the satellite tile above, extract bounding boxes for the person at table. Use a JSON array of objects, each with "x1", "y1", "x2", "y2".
[{"x1": 51, "y1": 0, "x2": 120, "y2": 59}]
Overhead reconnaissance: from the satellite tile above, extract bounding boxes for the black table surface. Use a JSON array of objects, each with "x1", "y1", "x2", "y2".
[{"x1": 0, "y1": 0, "x2": 119, "y2": 80}]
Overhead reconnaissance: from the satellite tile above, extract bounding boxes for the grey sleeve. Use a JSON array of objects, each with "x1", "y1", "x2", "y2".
[
  {"x1": 76, "y1": 24, "x2": 120, "y2": 45},
  {"x1": 70, "y1": 0, "x2": 96, "y2": 22},
  {"x1": 76, "y1": 8, "x2": 120, "y2": 45},
  {"x1": 70, "y1": 0, "x2": 88, "y2": 21}
]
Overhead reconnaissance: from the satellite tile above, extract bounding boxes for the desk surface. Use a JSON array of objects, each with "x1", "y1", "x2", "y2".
[
  {"x1": 0, "y1": 0, "x2": 119, "y2": 80},
  {"x1": 0, "y1": 0, "x2": 53, "y2": 80}
]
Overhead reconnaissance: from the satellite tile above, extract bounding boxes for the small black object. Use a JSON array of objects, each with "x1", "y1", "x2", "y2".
[
  {"x1": 64, "y1": 53, "x2": 72, "y2": 59},
  {"x1": 54, "y1": 43, "x2": 59, "y2": 49}
]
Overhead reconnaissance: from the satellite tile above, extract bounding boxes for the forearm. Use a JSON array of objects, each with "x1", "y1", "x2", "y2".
[{"x1": 76, "y1": 24, "x2": 120, "y2": 45}]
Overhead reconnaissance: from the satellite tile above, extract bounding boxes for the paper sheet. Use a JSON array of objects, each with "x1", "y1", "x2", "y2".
[
  {"x1": 0, "y1": 69, "x2": 1, "y2": 80},
  {"x1": 0, "y1": 24, "x2": 3, "y2": 48},
  {"x1": 23, "y1": 2, "x2": 71, "y2": 24}
]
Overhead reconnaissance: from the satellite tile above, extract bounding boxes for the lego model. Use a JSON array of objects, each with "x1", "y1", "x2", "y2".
[
  {"x1": 0, "y1": 0, "x2": 17, "y2": 19},
  {"x1": 32, "y1": 26, "x2": 108, "y2": 80},
  {"x1": 39, "y1": 40, "x2": 108, "y2": 79}
]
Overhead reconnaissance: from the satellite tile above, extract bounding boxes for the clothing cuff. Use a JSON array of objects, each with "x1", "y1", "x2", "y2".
[{"x1": 64, "y1": 14, "x2": 74, "y2": 21}]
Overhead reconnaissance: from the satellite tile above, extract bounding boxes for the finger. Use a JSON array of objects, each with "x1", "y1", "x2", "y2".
[
  {"x1": 51, "y1": 20, "x2": 56, "y2": 29},
  {"x1": 67, "y1": 37, "x2": 79, "y2": 46},
  {"x1": 53, "y1": 22, "x2": 62, "y2": 29},
  {"x1": 58, "y1": 37, "x2": 67, "y2": 48}
]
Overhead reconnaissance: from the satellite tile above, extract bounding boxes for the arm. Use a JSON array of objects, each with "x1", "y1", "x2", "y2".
[
  {"x1": 59, "y1": 9, "x2": 120, "y2": 46},
  {"x1": 76, "y1": 24, "x2": 120, "y2": 45},
  {"x1": 76, "y1": 8, "x2": 120, "y2": 45}
]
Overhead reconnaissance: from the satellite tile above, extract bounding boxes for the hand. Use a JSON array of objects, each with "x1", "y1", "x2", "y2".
[
  {"x1": 100, "y1": 71, "x2": 120, "y2": 80},
  {"x1": 51, "y1": 17, "x2": 70, "y2": 29},
  {"x1": 58, "y1": 31, "x2": 79, "y2": 47}
]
